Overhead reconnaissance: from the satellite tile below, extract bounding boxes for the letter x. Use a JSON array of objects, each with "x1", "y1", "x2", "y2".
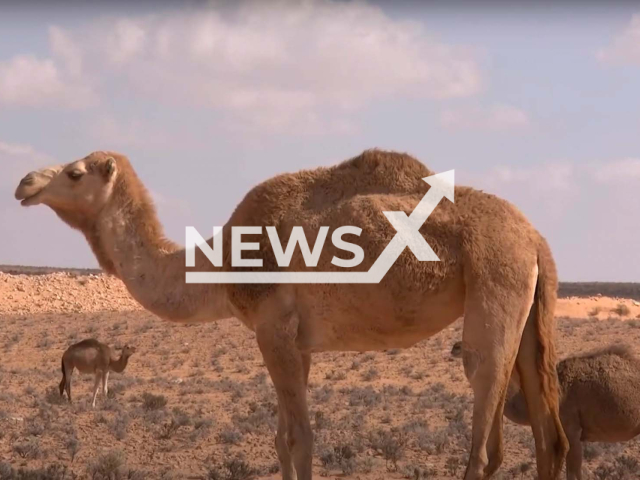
[{"x1": 382, "y1": 210, "x2": 439, "y2": 261}]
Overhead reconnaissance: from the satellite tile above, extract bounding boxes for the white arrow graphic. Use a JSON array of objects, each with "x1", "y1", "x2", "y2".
[{"x1": 186, "y1": 170, "x2": 454, "y2": 284}]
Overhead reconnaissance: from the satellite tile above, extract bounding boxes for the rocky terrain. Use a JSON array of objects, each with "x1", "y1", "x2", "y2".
[{"x1": 1, "y1": 270, "x2": 640, "y2": 479}]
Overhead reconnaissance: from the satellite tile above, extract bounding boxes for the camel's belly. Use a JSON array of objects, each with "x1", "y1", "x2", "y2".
[
  {"x1": 581, "y1": 412, "x2": 640, "y2": 443},
  {"x1": 294, "y1": 282, "x2": 465, "y2": 353},
  {"x1": 74, "y1": 365, "x2": 98, "y2": 374},
  {"x1": 583, "y1": 428, "x2": 640, "y2": 443},
  {"x1": 303, "y1": 318, "x2": 459, "y2": 352},
  {"x1": 569, "y1": 380, "x2": 640, "y2": 443}
]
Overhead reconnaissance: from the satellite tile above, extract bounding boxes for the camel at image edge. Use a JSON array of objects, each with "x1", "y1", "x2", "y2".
[
  {"x1": 15, "y1": 149, "x2": 568, "y2": 480},
  {"x1": 452, "y1": 341, "x2": 640, "y2": 480}
]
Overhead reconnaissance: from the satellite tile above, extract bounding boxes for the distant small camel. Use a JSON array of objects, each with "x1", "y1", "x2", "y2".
[
  {"x1": 59, "y1": 339, "x2": 136, "y2": 407},
  {"x1": 452, "y1": 341, "x2": 640, "y2": 480}
]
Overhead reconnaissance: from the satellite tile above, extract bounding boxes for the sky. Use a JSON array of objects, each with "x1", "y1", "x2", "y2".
[{"x1": 1, "y1": 0, "x2": 639, "y2": 281}]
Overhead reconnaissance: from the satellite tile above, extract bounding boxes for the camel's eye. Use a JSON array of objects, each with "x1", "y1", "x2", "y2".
[{"x1": 67, "y1": 170, "x2": 84, "y2": 181}]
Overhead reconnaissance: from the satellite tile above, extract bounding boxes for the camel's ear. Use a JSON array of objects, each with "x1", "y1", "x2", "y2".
[{"x1": 101, "y1": 157, "x2": 117, "y2": 181}]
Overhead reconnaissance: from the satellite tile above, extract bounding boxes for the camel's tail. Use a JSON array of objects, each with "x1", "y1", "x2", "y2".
[
  {"x1": 59, "y1": 358, "x2": 66, "y2": 397},
  {"x1": 515, "y1": 238, "x2": 569, "y2": 480}
]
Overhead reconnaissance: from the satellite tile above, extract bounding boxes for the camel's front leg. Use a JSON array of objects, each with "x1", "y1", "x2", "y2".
[
  {"x1": 257, "y1": 317, "x2": 313, "y2": 480},
  {"x1": 275, "y1": 404, "x2": 295, "y2": 480},
  {"x1": 273, "y1": 352, "x2": 311, "y2": 480}
]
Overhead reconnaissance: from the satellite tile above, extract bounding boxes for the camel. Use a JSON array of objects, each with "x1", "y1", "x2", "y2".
[
  {"x1": 451, "y1": 341, "x2": 640, "y2": 480},
  {"x1": 15, "y1": 149, "x2": 568, "y2": 480},
  {"x1": 59, "y1": 338, "x2": 136, "y2": 407}
]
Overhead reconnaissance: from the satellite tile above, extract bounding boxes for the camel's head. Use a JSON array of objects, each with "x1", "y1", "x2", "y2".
[
  {"x1": 15, "y1": 151, "x2": 120, "y2": 227},
  {"x1": 121, "y1": 345, "x2": 137, "y2": 358}
]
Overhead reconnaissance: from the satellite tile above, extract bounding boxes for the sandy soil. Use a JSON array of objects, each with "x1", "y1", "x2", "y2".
[{"x1": 1, "y1": 271, "x2": 640, "y2": 479}]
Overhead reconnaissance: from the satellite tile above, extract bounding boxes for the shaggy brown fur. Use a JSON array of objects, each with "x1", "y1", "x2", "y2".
[
  {"x1": 452, "y1": 342, "x2": 640, "y2": 480},
  {"x1": 16, "y1": 149, "x2": 568, "y2": 480},
  {"x1": 60, "y1": 339, "x2": 136, "y2": 407}
]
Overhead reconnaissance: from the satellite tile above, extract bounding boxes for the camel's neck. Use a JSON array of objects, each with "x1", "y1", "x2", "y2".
[
  {"x1": 109, "y1": 354, "x2": 130, "y2": 373},
  {"x1": 90, "y1": 175, "x2": 231, "y2": 323}
]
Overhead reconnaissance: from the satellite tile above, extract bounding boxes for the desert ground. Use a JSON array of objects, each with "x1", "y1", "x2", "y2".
[{"x1": 1, "y1": 268, "x2": 640, "y2": 479}]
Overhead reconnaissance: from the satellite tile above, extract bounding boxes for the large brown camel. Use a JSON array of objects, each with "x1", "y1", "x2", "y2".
[
  {"x1": 14, "y1": 149, "x2": 568, "y2": 480},
  {"x1": 453, "y1": 341, "x2": 640, "y2": 480}
]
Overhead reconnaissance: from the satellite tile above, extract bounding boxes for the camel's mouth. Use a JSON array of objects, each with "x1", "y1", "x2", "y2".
[
  {"x1": 15, "y1": 170, "x2": 54, "y2": 206},
  {"x1": 18, "y1": 192, "x2": 43, "y2": 207},
  {"x1": 15, "y1": 177, "x2": 44, "y2": 206}
]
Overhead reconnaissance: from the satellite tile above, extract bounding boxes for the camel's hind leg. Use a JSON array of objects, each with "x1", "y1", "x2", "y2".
[
  {"x1": 63, "y1": 366, "x2": 72, "y2": 402},
  {"x1": 563, "y1": 424, "x2": 583, "y2": 480},
  {"x1": 102, "y1": 371, "x2": 109, "y2": 397},
  {"x1": 91, "y1": 373, "x2": 101, "y2": 408},
  {"x1": 59, "y1": 360, "x2": 66, "y2": 398},
  {"x1": 257, "y1": 318, "x2": 312, "y2": 480},
  {"x1": 462, "y1": 275, "x2": 537, "y2": 479}
]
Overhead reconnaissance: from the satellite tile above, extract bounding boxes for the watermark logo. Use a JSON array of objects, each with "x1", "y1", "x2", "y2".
[{"x1": 185, "y1": 170, "x2": 454, "y2": 284}]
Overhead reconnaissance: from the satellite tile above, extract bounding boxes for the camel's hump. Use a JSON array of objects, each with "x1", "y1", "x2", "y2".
[
  {"x1": 232, "y1": 149, "x2": 435, "y2": 224},
  {"x1": 319, "y1": 148, "x2": 435, "y2": 196}
]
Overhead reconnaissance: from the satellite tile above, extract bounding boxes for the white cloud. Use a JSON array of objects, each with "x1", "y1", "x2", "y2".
[
  {"x1": 440, "y1": 104, "x2": 529, "y2": 131},
  {"x1": 49, "y1": 26, "x2": 83, "y2": 77},
  {"x1": 86, "y1": 116, "x2": 176, "y2": 149},
  {"x1": 0, "y1": 140, "x2": 54, "y2": 163},
  {"x1": 480, "y1": 158, "x2": 640, "y2": 193},
  {"x1": 16, "y1": 0, "x2": 481, "y2": 131},
  {"x1": 0, "y1": 55, "x2": 93, "y2": 108},
  {"x1": 471, "y1": 162, "x2": 575, "y2": 192},
  {"x1": 467, "y1": 158, "x2": 640, "y2": 210},
  {"x1": 105, "y1": 19, "x2": 148, "y2": 65},
  {"x1": 461, "y1": 161, "x2": 579, "y2": 226},
  {"x1": 590, "y1": 158, "x2": 640, "y2": 183},
  {"x1": 0, "y1": 27, "x2": 97, "y2": 109},
  {"x1": 0, "y1": 140, "x2": 56, "y2": 188},
  {"x1": 597, "y1": 14, "x2": 640, "y2": 65}
]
